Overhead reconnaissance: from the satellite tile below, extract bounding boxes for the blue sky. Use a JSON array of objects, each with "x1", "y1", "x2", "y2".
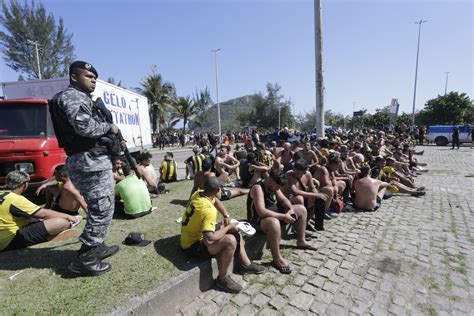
[{"x1": 0, "y1": 0, "x2": 472, "y2": 117}]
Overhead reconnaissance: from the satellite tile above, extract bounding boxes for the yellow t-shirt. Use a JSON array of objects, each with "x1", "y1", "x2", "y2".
[
  {"x1": 160, "y1": 159, "x2": 178, "y2": 182},
  {"x1": 180, "y1": 191, "x2": 217, "y2": 249},
  {"x1": 383, "y1": 166, "x2": 396, "y2": 175},
  {"x1": 0, "y1": 191, "x2": 41, "y2": 251}
]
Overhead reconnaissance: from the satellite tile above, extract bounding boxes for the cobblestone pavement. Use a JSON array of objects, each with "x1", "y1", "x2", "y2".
[{"x1": 178, "y1": 146, "x2": 474, "y2": 316}]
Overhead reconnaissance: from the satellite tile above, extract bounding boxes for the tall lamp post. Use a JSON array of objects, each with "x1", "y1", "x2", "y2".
[
  {"x1": 314, "y1": 0, "x2": 325, "y2": 138},
  {"x1": 444, "y1": 72, "x2": 450, "y2": 95},
  {"x1": 411, "y1": 20, "x2": 427, "y2": 128},
  {"x1": 211, "y1": 48, "x2": 222, "y2": 139},
  {"x1": 27, "y1": 39, "x2": 42, "y2": 79}
]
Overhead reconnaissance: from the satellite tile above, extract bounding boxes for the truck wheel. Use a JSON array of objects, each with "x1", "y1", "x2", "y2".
[{"x1": 435, "y1": 137, "x2": 449, "y2": 146}]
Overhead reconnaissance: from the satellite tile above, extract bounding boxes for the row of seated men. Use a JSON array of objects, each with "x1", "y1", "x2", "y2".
[
  {"x1": 0, "y1": 156, "x2": 158, "y2": 253},
  {"x1": 177, "y1": 130, "x2": 428, "y2": 293},
  {"x1": 0, "y1": 130, "x2": 427, "y2": 294}
]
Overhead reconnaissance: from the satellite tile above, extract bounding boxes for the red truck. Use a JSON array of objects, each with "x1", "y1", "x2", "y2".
[
  {"x1": 0, "y1": 78, "x2": 152, "y2": 202},
  {"x1": 0, "y1": 98, "x2": 66, "y2": 202}
]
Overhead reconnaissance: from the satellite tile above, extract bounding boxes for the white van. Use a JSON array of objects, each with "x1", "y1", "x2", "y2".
[{"x1": 427, "y1": 125, "x2": 472, "y2": 146}]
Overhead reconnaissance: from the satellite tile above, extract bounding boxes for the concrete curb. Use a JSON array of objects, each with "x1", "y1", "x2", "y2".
[
  {"x1": 109, "y1": 234, "x2": 266, "y2": 315},
  {"x1": 109, "y1": 259, "x2": 218, "y2": 315}
]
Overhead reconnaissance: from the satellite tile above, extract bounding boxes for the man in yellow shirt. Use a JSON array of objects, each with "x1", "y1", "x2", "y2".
[
  {"x1": 180, "y1": 176, "x2": 264, "y2": 293},
  {"x1": 0, "y1": 170, "x2": 80, "y2": 252},
  {"x1": 159, "y1": 152, "x2": 178, "y2": 183}
]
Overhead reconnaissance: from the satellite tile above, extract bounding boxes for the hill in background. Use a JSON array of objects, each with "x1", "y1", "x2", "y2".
[{"x1": 190, "y1": 94, "x2": 257, "y2": 132}]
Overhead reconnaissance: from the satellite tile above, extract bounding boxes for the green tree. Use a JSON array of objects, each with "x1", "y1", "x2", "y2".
[
  {"x1": 238, "y1": 83, "x2": 295, "y2": 130},
  {"x1": 170, "y1": 96, "x2": 202, "y2": 134},
  {"x1": 365, "y1": 110, "x2": 391, "y2": 129},
  {"x1": 296, "y1": 109, "x2": 348, "y2": 132},
  {"x1": 106, "y1": 77, "x2": 123, "y2": 88},
  {"x1": 416, "y1": 92, "x2": 472, "y2": 125},
  {"x1": 136, "y1": 69, "x2": 175, "y2": 133},
  {"x1": 190, "y1": 87, "x2": 212, "y2": 129},
  {"x1": 464, "y1": 101, "x2": 474, "y2": 123},
  {"x1": 0, "y1": 0, "x2": 75, "y2": 79},
  {"x1": 325, "y1": 110, "x2": 348, "y2": 128},
  {"x1": 397, "y1": 112, "x2": 413, "y2": 126}
]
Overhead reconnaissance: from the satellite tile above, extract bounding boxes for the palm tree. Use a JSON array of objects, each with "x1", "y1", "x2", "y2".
[
  {"x1": 136, "y1": 69, "x2": 175, "y2": 133},
  {"x1": 106, "y1": 77, "x2": 123, "y2": 87},
  {"x1": 191, "y1": 87, "x2": 212, "y2": 130},
  {"x1": 171, "y1": 96, "x2": 202, "y2": 134}
]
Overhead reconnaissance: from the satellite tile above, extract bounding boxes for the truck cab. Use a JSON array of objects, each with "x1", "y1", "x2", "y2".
[{"x1": 0, "y1": 98, "x2": 66, "y2": 200}]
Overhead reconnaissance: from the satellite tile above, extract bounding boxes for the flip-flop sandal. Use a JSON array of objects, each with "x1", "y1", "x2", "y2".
[
  {"x1": 289, "y1": 231, "x2": 314, "y2": 240},
  {"x1": 271, "y1": 261, "x2": 292, "y2": 274},
  {"x1": 296, "y1": 244, "x2": 318, "y2": 251},
  {"x1": 236, "y1": 221, "x2": 256, "y2": 237},
  {"x1": 70, "y1": 215, "x2": 82, "y2": 229}
]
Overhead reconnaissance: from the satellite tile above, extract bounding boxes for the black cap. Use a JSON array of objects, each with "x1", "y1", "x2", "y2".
[
  {"x1": 269, "y1": 169, "x2": 287, "y2": 187},
  {"x1": 123, "y1": 232, "x2": 151, "y2": 247},
  {"x1": 69, "y1": 60, "x2": 98, "y2": 78}
]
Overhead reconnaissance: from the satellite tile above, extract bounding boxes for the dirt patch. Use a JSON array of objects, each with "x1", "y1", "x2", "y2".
[{"x1": 374, "y1": 256, "x2": 402, "y2": 275}]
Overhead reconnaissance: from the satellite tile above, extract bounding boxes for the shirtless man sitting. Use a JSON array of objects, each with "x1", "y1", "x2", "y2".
[
  {"x1": 352, "y1": 166, "x2": 389, "y2": 211},
  {"x1": 284, "y1": 160, "x2": 330, "y2": 231},
  {"x1": 276, "y1": 142, "x2": 294, "y2": 172},
  {"x1": 313, "y1": 153, "x2": 346, "y2": 215},
  {"x1": 136, "y1": 151, "x2": 159, "y2": 194},
  {"x1": 215, "y1": 147, "x2": 240, "y2": 180},
  {"x1": 247, "y1": 169, "x2": 316, "y2": 275},
  {"x1": 36, "y1": 166, "x2": 88, "y2": 215},
  {"x1": 300, "y1": 141, "x2": 319, "y2": 174},
  {"x1": 190, "y1": 158, "x2": 248, "y2": 201}
]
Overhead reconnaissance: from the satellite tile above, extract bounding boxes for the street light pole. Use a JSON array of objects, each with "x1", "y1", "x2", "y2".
[
  {"x1": 444, "y1": 72, "x2": 450, "y2": 95},
  {"x1": 314, "y1": 0, "x2": 325, "y2": 138},
  {"x1": 27, "y1": 40, "x2": 42, "y2": 79},
  {"x1": 211, "y1": 48, "x2": 222, "y2": 140},
  {"x1": 411, "y1": 20, "x2": 427, "y2": 128}
]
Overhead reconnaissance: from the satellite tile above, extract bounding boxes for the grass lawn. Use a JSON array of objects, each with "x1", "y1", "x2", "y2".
[{"x1": 0, "y1": 180, "x2": 248, "y2": 314}]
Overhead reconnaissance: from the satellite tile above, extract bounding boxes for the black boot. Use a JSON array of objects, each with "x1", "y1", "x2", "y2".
[
  {"x1": 79, "y1": 243, "x2": 120, "y2": 261},
  {"x1": 91, "y1": 244, "x2": 120, "y2": 260},
  {"x1": 68, "y1": 255, "x2": 111, "y2": 276}
]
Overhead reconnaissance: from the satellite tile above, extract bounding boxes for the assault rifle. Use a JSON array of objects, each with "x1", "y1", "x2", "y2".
[{"x1": 95, "y1": 98, "x2": 141, "y2": 179}]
